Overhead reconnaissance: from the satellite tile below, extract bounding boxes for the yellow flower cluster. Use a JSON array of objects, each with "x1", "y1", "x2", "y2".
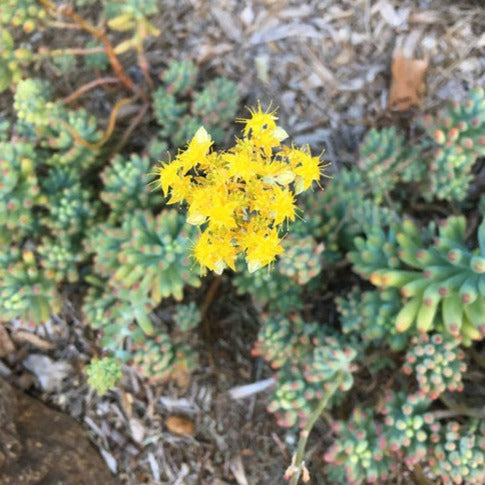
[{"x1": 156, "y1": 105, "x2": 325, "y2": 274}]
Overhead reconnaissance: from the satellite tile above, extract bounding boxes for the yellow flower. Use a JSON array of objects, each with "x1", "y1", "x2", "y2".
[
  {"x1": 154, "y1": 104, "x2": 326, "y2": 274},
  {"x1": 192, "y1": 230, "x2": 237, "y2": 274},
  {"x1": 224, "y1": 144, "x2": 257, "y2": 182},
  {"x1": 268, "y1": 185, "x2": 296, "y2": 225},
  {"x1": 205, "y1": 192, "x2": 239, "y2": 230},
  {"x1": 186, "y1": 187, "x2": 211, "y2": 225},
  {"x1": 178, "y1": 126, "x2": 213, "y2": 170},
  {"x1": 157, "y1": 160, "x2": 183, "y2": 196},
  {"x1": 166, "y1": 175, "x2": 191, "y2": 205},
  {"x1": 238, "y1": 103, "x2": 288, "y2": 155},
  {"x1": 239, "y1": 103, "x2": 278, "y2": 138},
  {"x1": 242, "y1": 228, "x2": 284, "y2": 273},
  {"x1": 287, "y1": 146, "x2": 324, "y2": 193}
]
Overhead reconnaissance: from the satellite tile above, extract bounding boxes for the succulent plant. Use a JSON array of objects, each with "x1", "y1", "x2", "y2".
[
  {"x1": 300, "y1": 168, "x2": 363, "y2": 260},
  {"x1": 192, "y1": 77, "x2": 238, "y2": 143},
  {"x1": 43, "y1": 107, "x2": 102, "y2": 170},
  {"x1": 169, "y1": 114, "x2": 204, "y2": 149},
  {"x1": 402, "y1": 333, "x2": 467, "y2": 399},
  {"x1": 132, "y1": 330, "x2": 197, "y2": 384},
  {"x1": 0, "y1": 118, "x2": 9, "y2": 141},
  {"x1": 0, "y1": 0, "x2": 47, "y2": 32},
  {"x1": 38, "y1": 236, "x2": 83, "y2": 283},
  {"x1": 43, "y1": 182, "x2": 96, "y2": 237},
  {"x1": 13, "y1": 78, "x2": 53, "y2": 127},
  {"x1": 252, "y1": 314, "x2": 328, "y2": 369},
  {"x1": 301, "y1": 169, "x2": 398, "y2": 262},
  {"x1": 100, "y1": 153, "x2": 159, "y2": 222},
  {"x1": 0, "y1": 249, "x2": 61, "y2": 325},
  {"x1": 324, "y1": 408, "x2": 397, "y2": 485},
  {"x1": 161, "y1": 59, "x2": 198, "y2": 95},
  {"x1": 357, "y1": 127, "x2": 408, "y2": 203},
  {"x1": 0, "y1": 140, "x2": 39, "y2": 243},
  {"x1": 82, "y1": 283, "x2": 119, "y2": 334},
  {"x1": 51, "y1": 53, "x2": 77, "y2": 74},
  {"x1": 86, "y1": 222, "x2": 131, "y2": 279},
  {"x1": 278, "y1": 234, "x2": 324, "y2": 285},
  {"x1": 83, "y1": 40, "x2": 109, "y2": 70},
  {"x1": 152, "y1": 88, "x2": 187, "y2": 140},
  {"x1": 427, "y1": 420, "x2": 485, "y2": 484},
  {"x1": 380, "y1": 391, "x2": 437, "y2": 468},
  {"x1": 110, "y1": 210, "x2": 201, "y2": 304},
  {"x1": 349, "y1": 222, "x2": 401, "y2": 279},
  {"x1": 173, "y1": 302, "x2": 201, "y2": 333},
  {"x1": 368, "y1": 216, "x2": 485, "y2": 343},
  {"x1": 303, "y1": 338, "x2": 356, "y2": 392},
  {"x1": 354, "y1": 88, "x2": 485, "y2": 203},
  {"x1": 421, "y1": 86, "x2": 485, "y2": 201},
  {"x1": 14, "y1": 79, "x2": 102, "y2": 170},
  {"x1": 83, "y1": 282, "x2": 155, "y2": 347},
  {"x1": 254, "y1": 315, "x2": 355, "y2": 429},
  {"x1": 152, "y1": 61, "x2": 239, "y2": 148},
  {"x1": 336, "y1": 287, "x2": 410, "y2": 351},
  {"x1": 85, "y1": 356, "x2": 123, "y2": 395},
  {"x1": 0, "y1": 30, "x2": 32, "y2": 92},
  {"x1": 233, "y1": 266, "x2": 302, "y2": 314},
  {"x1": 267, "y1": 341, "x2": 355, "y2": 429},
  {"x1": 104, "y1": 0, "x2": 158, "y2": 20},
  {"x1": 147, "y1": 136, "x2": 169, "y2": 160}
]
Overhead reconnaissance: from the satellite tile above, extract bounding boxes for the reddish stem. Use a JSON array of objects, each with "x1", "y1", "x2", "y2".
[{"x1": 62, "y1": 77, "x2": 120, "y2": 104}]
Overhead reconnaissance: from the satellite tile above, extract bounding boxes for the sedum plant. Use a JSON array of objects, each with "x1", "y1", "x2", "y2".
[
  {"x1": 87, "y1": 210, "x2": 201, "y2": 306},
  {"x1": 38, "y1": 236, "x2": 83, "y2": 283},
  {"x1": 324, "y1": 408, "x2": 397, "y2": 485},
  {"x1": 402, "y1": 333, "x2": 467, "y2": 399},
  {"x1": 14, "y1": 79, "x2": 102, "y2": 171},
  {"x1": 357, "y1": 87, "x2": 485, "y2": 203},
  {"x1": 380, "y1": 391, "x2": 437, "y2": 469},
  {"x1": 0, "y1": 30, "x2": 32, "y2": 92},
  {"x1": 252, "y1": 315, "x2": 328, "y2": 370},
  {"x1": 0, "y1": 249, "x2": 61, "y2": 325},
  {"x1": 325, "y1": 392, "x2": 485, "y2": 485},
  {"x1": 233, "y1": 265, "x2": 303, "y2": 314},
  {"x1": 100, "y1": 153, "x2": 159, "y2": 223},
  {"x1": 132, "y1": 328, "x2": 198, "y2": 384},
  {"x1": 173, "y1": 302, "x2": 201, "y2": 333},
  {"x1": 357, "y1": 126, "x2": 410, "y2": 204},
  {"x1": 254, "y1": 315, "x2": 355, "y2": 430},
  {"x1": 278, "y1": 234, "x2": 324, "y2": 285},
  {"x1": 0, "y1": 140, "x2": 39, "y2": 243},
  {"x1": 86, "y1": 356, "x2": 123, "y2": 396},
  {"x1": 0, "y1": 0, "x2": 47, "y2": 33},
  {"x1": 156, "y1": 105, "x2": 325, "y2": 274},
  {"x1": 419, "y1": 86, "x2": 485, "y2": 201},
  {"x1": 300, "y1": 169, "x2": 399, "y2": 263},
  {"x1": 110, "y1": 210, "x2": 201, "y2": 303},
  {"x1": 427, "y1": 420, "x2": 485, "y2": 484},
  {"x1": 152, "y1": 59, "x2": 238, "y2": 146},
  {"x1": 161, "y1": 59, "x2": 198, "y2": 95},
  {"x1": 336, "y1": 287, "x2": 410, "y2": 351},
  {"x1": 349, "y1": 215, "x2": 485, "y2": 343}
]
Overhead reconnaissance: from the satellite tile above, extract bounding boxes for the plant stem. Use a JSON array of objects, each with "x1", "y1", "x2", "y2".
[
  {"x1": 62, "y1": 77, "x2": 120, "y2": 104},
  {"x1": 288, "y1": 372, "x2": 342, "y2": 485},
  {"x1": 200, "y1": 274, "x2": 222, "y2": 321},
  {"x1": 39, "y1": 0, "x2": 143, "y2": 97},
  {"x1": 113, "y1": 101, "x2": 149, "y2": 154}
]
